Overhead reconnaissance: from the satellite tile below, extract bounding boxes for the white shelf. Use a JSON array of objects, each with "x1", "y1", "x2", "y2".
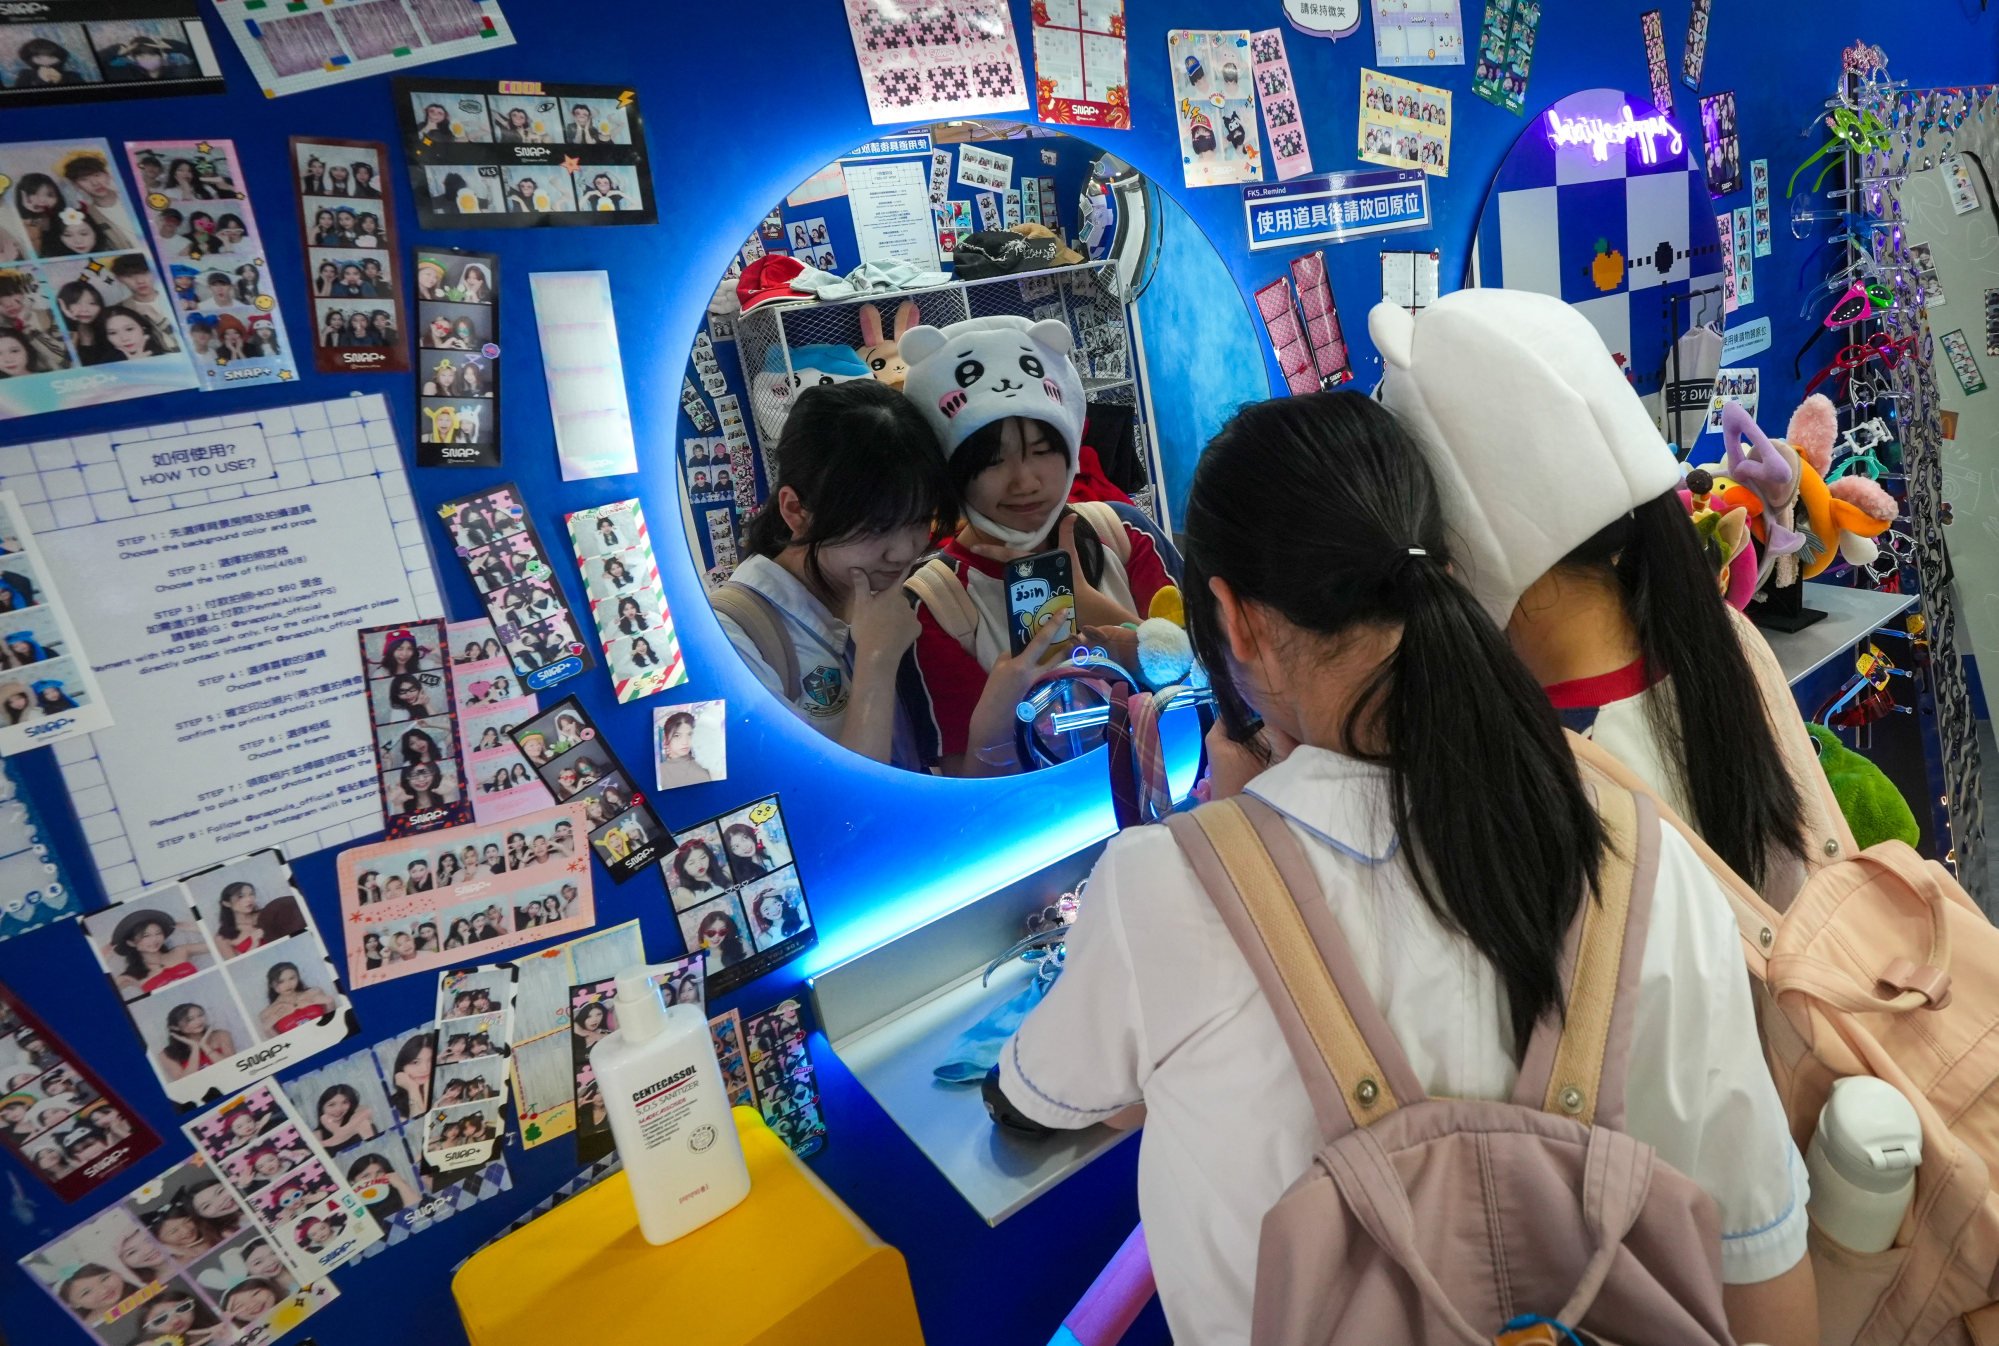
[{"x1": 1762, "y1": 583, "x2": 1918, "y2": 687}]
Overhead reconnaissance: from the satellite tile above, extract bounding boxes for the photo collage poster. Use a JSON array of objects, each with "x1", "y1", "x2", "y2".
[
  {"x1": 510, "y1": 696, "x2": 670, "y2": 882},
  {"x1": 1358, "y1": 68, "x2": 1452, "y2": 176},
  {"x1": 79, "y1": 849, "x2": 358, "y2": 1108},
  {"x1": 0, "y1": 488, "x2": 113, "y2": 753},
  {"x1": 509, "y1": 919, "x2": 641, "y2": 1147},
  {"x1": 0, "y1": 756, "x2": 82, "y2": 942},
  {"x1": 666, "y1": 795, "x2": 815, "y2": 997},
  {"x1": 290, "y1": 136, "x2": 408, "y2": 375},
  {"x1": 1165, "y1": 29, "x2": 1264, "y2": 189},
  {"x1": 0, "y1": 2, "x2": 225, "y2": 107},
  {"x1": 416, "y1": 246, "x2": 500, "y2": 466},
  {"x1": 743, "y1": 999, "x2": 826, "y2": 1157},
  {"x1": 447, "y1": 616, "x2": 551, "y2": 824},
  {"x1": 359, "y1": 619, "x2": 474, "y2": 837},
  {"x1": 395, "y1": 77, "x2": 655, "y2": 228},
  {"x1": 125, "y1": 137, "x2": 300, "y2": 386},
  {"x1": 437, "y1": 482, "x2": 592, "y2": 692},
  {"x1": 336, "y1": 799, "x2": 594, "y2": 987},
  {"x1": 565, "y1": 499, "x2": 687, "y2": 702},
  {"x1": 19, "y1": 1151, "x2": 337, "y2": 1346},
  {"x1": 0, "y1": 137, "x2": 197, "y2": 419},
  {"x1": 567, "y1": 952, "x2": 702, "y2": 1163},
  {"x1": 0, "y1": 976, "x2": 161, "y2": 1200},
  {"x1": 207, "y1": 0, "x2": 517, "y2": 101}
]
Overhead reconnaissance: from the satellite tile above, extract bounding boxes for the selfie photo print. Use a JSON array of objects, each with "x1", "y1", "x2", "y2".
[
  {"x1": 80, "y1": 848, "x2": 357, "y2": 1109},
  {"x1": 510, "y1": 696, "x2": 669, "y2": 882},
  {"x1": 395, "y1": 77, "x2": 656, "y2": 229},
  {"x1": 448, "y1": 616, "x2": 551, "y2": 824},
  {"x1": 567, "y1": 952, "x2": 702, "y2": 1164},
  {"x1": 437, "y1": 482, "x2": 591, "y2": 692},
  {"x1": 0, "y1": 2, "x2": 225, "y2": 107},
  {"x1": 654, "y1": 698, "x2": 727, "y2": 791},
  {"x1": 359, "y1": 618, "x2": 474, "y2": 837},
  {"x1": 415, "y1": 246, "x2": 500, "y2": 467},
  {"x1": 0, "y1": 489, "x2": 112, "y2": 753},
  {"x1": 0, "y1": 976, "x2": 161, "y2": 1200},
  {"x1": 564, "y1": 498, "x2": 686, "y2": 702},
  {"x1": 125, "y1": 137, "x2": 301, "y2": 388},
  {"x1": 290, "y1": 136, "x2": 409, "y2": 376},
  {"x1": 666, "y1": 794, "x2": 815, "y2": 998},
  {"x1": 335, "y1": 798, "x2": 594, "y2": 988},
  {"x1": 19, "y1": 1151, "x2": 338, "y2": 1346}
]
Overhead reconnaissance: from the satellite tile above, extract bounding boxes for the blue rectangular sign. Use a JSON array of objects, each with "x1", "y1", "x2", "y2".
[{"x1": 1243, "y1": 168, "x2": 1431, "y2": 251}]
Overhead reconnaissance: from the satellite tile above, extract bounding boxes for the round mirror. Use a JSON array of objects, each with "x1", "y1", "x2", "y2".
[{"x1": 672, "y1": 120, "x2": 1266, "y2": 776}]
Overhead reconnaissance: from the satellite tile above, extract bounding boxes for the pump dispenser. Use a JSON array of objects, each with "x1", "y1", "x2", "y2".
[
  {"x1": 1806, "y1": 1076, "x2": 1922, "y2": 1254},
  {"x1": 590, "y1": 969, "x2": 751, "y2": 1243}
]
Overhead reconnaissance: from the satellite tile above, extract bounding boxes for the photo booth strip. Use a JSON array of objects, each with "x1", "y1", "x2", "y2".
[
  {"x1": 565, "y1": 499, "x2": 687, "y2": 702},
  {"x1": 0, "y1": 757, "x2": 82, "y2": 942},
  {"x1": 1682, "y1": 0, "x2": 1711, "y2": 90},
  {"x1": 1699, "y1": 90, "x2": 1741, "y2": 196},
  {"x1": 0, "y1": 3, "x2": 225, "y2": 107},
  {"x1": 290, "y1": 136, "x2": 409, "y2": 376},
  {"x1": 79, "y1": 848, "x2": 358, "y2": 1109},
  {"x1": 509, "y1": 695, "x2": 668, "y2": 882},
  {"x1": 394, "y1": 77, "x2": 655, "y2": 229},
  {"x1": 1289, "y1": 251, "x2": 1352, "y2": 387},
  {"x1": 415, "y1": 245, "x2": 500, "y2": 467},
  {"x1": 436, "y1": 481, "x2": 592, "y2": 693},
  {"x1": 183, "y1": 1079, "x2": 383, "y2": 1280},
  {"x1": 1471, "y1": 0, "x2": 1539, "y2": 116},
  {"x1": 508, "y1": 919, "x2": 642, "y2": 1147},
  {"x1": 567, "y1": 953, "x2": 704, "y2": 1164},
  {"x1": 447, "y1": 615, "x2": 551, "y2": 824},
  {"x1": 19, "y1": 1151, "x2": 339, "y2": 1346},
  {"x1": 1369, "y1": 0, "x2": 1464, "y2": 66},
  {"x1": 1641, "y1": 10, "x2": 1672, "y2": 116},
  {"x1": 124, "y1": 138, "x2": 300, "y2": 390},
  {"x1": 334, "y1": 799, "x2": 595, "y2": 988},
  {"x1": 710, "y1": 1008, "x2": 754, "y2": 1108},
  {"x1": 664, "y1": 794, "x2": 816, "y2": 998},
  {"x1": 1249, "y1": 29, "x2": 1313, "y2": 182},
  {"x1": 1357, "y1": 68, "x2": 1452, "y2": 177},
  {"x1": 420, "y1": 1003, "x2": 510, "y2": 1169},
  {"x1": 1732, "y1": 205, "x2": 1754, "y2": 306},
  {"x1": 207, "y1": 0, "x2": 517, "y2": 100},
  {"x1": 742, "y1": 999, "x2": 826, "y2": 1158},
  {"x1": 1752, "y1": 159, "x2": 1773, "y2": 258},
  {"x1": 0, "y1": 976, "x2": 161, "y2": 1200},
  {"x1": 0, "y1": 489, "x2": 112, "y2": 754},
  {"x1": 359, "y1": 618, "x2": 473, "y2": 836}
]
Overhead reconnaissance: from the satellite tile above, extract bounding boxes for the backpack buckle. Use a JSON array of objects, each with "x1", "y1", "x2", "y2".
[{"x1": 1878, "y1": 958, "x2": 1952, "y2": 1009}]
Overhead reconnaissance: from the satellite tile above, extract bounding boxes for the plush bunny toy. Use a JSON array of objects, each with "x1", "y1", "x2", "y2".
[{"x1": 856, "y1": 299, "x2": 920, "y2": 390}]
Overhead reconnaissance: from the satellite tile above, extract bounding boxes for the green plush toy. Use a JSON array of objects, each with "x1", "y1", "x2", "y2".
[{"x1": 1808, "y1": 724, "x2": 1920, "y2": 850}]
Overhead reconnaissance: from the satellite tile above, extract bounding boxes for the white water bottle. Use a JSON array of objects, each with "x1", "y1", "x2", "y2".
[{"x1": 1806, "y1": 1076, "x2": 1921, "y2": 1254}]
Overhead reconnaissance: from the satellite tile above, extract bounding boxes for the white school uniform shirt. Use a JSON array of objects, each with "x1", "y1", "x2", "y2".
[
  {"x1": 1002, "y1": 746, "x2": 1808, "y2": 1346},
  {"x1": 716, "y1": 553, "x2": 856, "y2": 736}
]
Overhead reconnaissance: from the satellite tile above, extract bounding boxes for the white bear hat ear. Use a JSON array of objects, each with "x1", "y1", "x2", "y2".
[
  {"x1": 897, "y1": 324, "x2": 947, "y2": 368},
  {"x1": 1369, "y1": 301, "x2": 1416, "y2": 371}
]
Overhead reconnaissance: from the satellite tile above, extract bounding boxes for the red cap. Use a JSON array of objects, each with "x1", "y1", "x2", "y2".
[{"x1": 736, "y1": 254, "x2": 809, "y2": 314}]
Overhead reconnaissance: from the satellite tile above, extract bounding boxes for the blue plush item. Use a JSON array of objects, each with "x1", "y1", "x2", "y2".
[
  {"x1": 933, "y1": 977, "x2": 1051, "y2": 1083},
  {"x1": 760, "y1": 342, "x2": 870, "y2": 379}
]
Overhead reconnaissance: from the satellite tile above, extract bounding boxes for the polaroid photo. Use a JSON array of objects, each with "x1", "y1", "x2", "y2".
[
  {"x1": 0, "y1": 978, "x2": 159, "y2": 1200},
  {"x1": 654, "y1": 699, "x2": 726, "y2": 790},
  {"x1": 438, "y1": 484, "x2": 591, "y2": 691}
]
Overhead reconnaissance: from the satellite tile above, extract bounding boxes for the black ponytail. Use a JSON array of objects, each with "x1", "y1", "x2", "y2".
[
  {"x1": 1561, "y1": 492, "x2": 1806, "y2": 891},
  {"x1": 1183, "y1": 392, "x2": 1604, "y2": 1057}
]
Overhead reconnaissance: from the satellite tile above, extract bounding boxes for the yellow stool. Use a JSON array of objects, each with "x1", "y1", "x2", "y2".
[{"x1": 453, "y1": 1107, "x2": 925, "y2": 1346}]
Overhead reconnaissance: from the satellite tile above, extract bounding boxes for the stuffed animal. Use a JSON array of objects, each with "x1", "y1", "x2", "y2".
[
  {"x1": 747, "y1": 343, "x2": 871, "y2": 443},
  {"x1": 1808, "y1": 724, "x2": 1920, "y2": 849},
  {"x1": 1778, "y1": 394, "x2": 1899, "y2": 574},
  {"x1": 856, "y1": 300, "x2": 920, "y2": 390},
  {"x1": 1702, "y1": 396, "x2": 1896, "y2": 585}
]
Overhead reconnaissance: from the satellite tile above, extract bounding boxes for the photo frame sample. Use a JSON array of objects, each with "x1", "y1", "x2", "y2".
[
  {"x1": 18, "y1": 1152, "x2": 338, "y2": 1346},
  {"x1": 208, "y1": 0, "x2": 516, "y2": 100},
  {"x1": 336, "y1": 799, "x2": 594, "y2": 987},
  {"x1": 510, "y1": 696, "x2": 667, "y2": 882},
  {"x1": 666, "y1": 795, "x2": 815, "y2": 997},
  {"x1": 0, "y1": 976, "x2": 161, "y2": 1199},
  {"x1": 654, "y1": 698, "x2": 726, "y2": 791},
  {"x1": 415, "y1": 246, "x2": 500, "y2": 467},
  {"x1": 437, "y1": 482, "x2": 591, "y2": 692},
  {"x1": 290, "y1": 137, "x2": 408, "y2": 375},
  {"x1": 449, "y1": 615, "x2": 550, "y2": 824},
  {"x1": 0, "y1": 488, "x2": 111, "y2": 751},
  {"x1": 1699, "y1": 90, "x2": 1741, "y2": 197},
  {"x1": 531, "y1": 269, "x2": 638, "y2": 480},
  {"x1": 80, "y1": 849, "x2": 357, "y2": 1108},
  {"x1": 125, "y1": 137, "x2": 300, "y2": 389},
  {"x1": 0, "y1": 3, "x2": 225, "y2": 107},
  {"x1": 1165, "y1": 30, "x2": 1263, "y2": 189},
  {"x1": 359, "y1": 618, "x2": 473, "y2": 836},
  {"x1": 566, "y1": 953, "x2": 701, "y2": 1163},
  {"x1": 566, "y1": 499, "x2": 685, "y2": 701},
  {"x1": 0, "y1": 757, "x2": 83, "y2": 942},
  {"x1": 506, "y1": 919, "x2": 640, "y2": 1147},
  {"x1": 743, "y1": 999, "x2": 826, "y2": 1158},
  {"x1": 395, "y1": 77, "x2": 656, "y2": 228},
  {"x1": 1358, "y1": 68, "x2": 1452, "y2": 177}
]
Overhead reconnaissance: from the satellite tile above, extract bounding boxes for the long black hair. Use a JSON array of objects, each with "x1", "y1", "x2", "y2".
[
  {"x1": 213, "y1": 881, "x2": 257, "y2": 940},
  {"x1": 1559, "y1": 491, "x2": 1806, "y2": 891},
  {"x1": 947, "y1": 417, "x2": 1106, "y2": 583},
  {"x1": 1182, "y1": 392, "x2": 1605, "y2": 1056},
  {"x1": 744, "y1": 380, "x2": 953, "y2": 587}
]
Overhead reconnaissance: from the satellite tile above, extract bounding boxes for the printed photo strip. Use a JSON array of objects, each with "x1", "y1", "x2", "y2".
[
  {"x1": 208, "y1": 0, "x2": 517, "y2": 101},
  {"x1": 449, "y1": 615, "x2": 550, "y2": 823},
  {"x1": 125, "y1": 137, "x2": 300, "y2": 388},
  {"x1": 565, "y1": 499, "x2": 686, "y2": 701},
  {"x1": 1700, "y1": 89, "x2": 1741, "y2": 197},
  {"x1": 426, "y1": 962, "x2": 516, "y2": 1170},
  {"x1": 438, "y1": 482, "x2": 591, "y2": 692},
  {"x1": 0, "y1": 977, "x2": 161, "y2": 1200},
  {"x1": 568, "y1": 953, "x2": 702, "y2": 1163},
  {"x1": 0, "y1": 756, "x2": 82, "y2": 942},
  {"x1": 183, "y1": 1080, "x2": 382, "y2": 1279},
  {"x1": 0, "y1": 137, "x2": 199, "y2": 419},
  {"x1": 394, "y1": 77, "x2": 656, "y2": 228},
  {"x1": 18, "y1": 1152, "x2": 337, "y2": 1346},
  {"x1": 507, "y1": 919, "x2": 641, "y2": 1147},
  {"x1": 360, "y1": 619, "x2": 473, "y2": 836},
  {"x1": 416, "y1": 245, "x2": 500, "y2": 467},
  {"x1": 336, "y1": 799, "x2": 595, "y2": 987},
  {"x1": 710, "y1": 1009, "x2": 753, "y2": 1108},
  {"x1": 743, "y1": 999, "x2": 826, "y2": 1158},
  {"x1": 666, "y1": 795, "x2": 815, "y2": 997},
  {"x1": 290, "y1": 136, "x2": 408, "y2": 375},
  {"x1": 80, "y1": 849, "x2": 357, "y2": 1108},
  {"x1": 510, "y1": 696, "x2": 667, "y2": 882},
  {"x1": 0, "y1": 489, "x2": 111, "y2": 752},
  {"x1": 654, "y1": 698, "x2": 726, "y2": 791},
  {"x1": 1358, "y1": 68, "x2": 1452, "y2": 176},
  {"x1": 0, "y1": 3, "x2": 225, "y2": 107}
]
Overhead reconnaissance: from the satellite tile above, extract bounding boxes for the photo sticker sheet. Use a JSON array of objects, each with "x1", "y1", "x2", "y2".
[
  {"x1": 666, "y1": 795, "x2": 816, "y2": 997},
  {"x1": 0, "y1": 489, "x2": 111, "y2": 752},
  {"x1": 1166, "y1": 29, "x2": 1263, "y2": 188},
  {"x1": 437, "y1": 482, "x2": 592, "y2": 692},
  {"x1": 843, "y1": 0, "x2": 1029, "y2": 125},
  {"x1": 0, "y1": 137, "x2": 199, "y2": 420},
  {"x1": 359, "y1": 619, "x2": 473, "y2": 835},
  {"x1": 80, "y1": 849, "x2": 357, "y2": 1108},
  {"x1": 208, "y1": 0, "x2": 516, "y2": 100},
  {"x1": 1369, "y1": 0, "x2": 1464, "y2": 66},
  {"x1": 291, "y1": 137, "x2": 407, "y2": 375},
  {"x1": 449, "y1": 616, "x2": 551, "y2": 824},
  {"x1": 125, "y1": 138, "x2": 300, "y2": 389},
  {"x1": 507, "y1": 919, "x2": 641, "y2": 1146},
  {"x1": 19, "y1": 1152, "x2": 338, "y2": 1346},
  {"x1": 744, "y1": 999, "x2": 827, "y2": 1158},
  {"x1": 655, "y1": 699, "x2": 726, "y2": 791},
  {"x1": 184, "y1": 1081, "x2": 382, "y2": 1279},
  {"x1": 511, "y1": 696, "x2": 668, "y2": 882},
  {"x1": 416, "y1": 246, "x2": 500, "y2": 466},
  {"x1": 397, "y1": 77, "x2": 655, "y2": 228},
  {"x1": 1359, "y1": 69, "x2": 1451, "y2": 176},
  {"x1": 566, "y1": 499, "x2": 686, "y2": 701},
  {"x1": 0, "y1": 757, "x2": 81, "y2": 941},
  {"x1": 0, "y1": 976, "x2": 161, "y2": 1200},
  {"x1": 0, "y1": 2, "x2": 225, "y2": 107}
]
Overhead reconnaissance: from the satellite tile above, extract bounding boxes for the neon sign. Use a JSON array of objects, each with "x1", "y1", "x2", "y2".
[{"x1": 1545, "y1": 104, "x2": 1684, "y2": 165}]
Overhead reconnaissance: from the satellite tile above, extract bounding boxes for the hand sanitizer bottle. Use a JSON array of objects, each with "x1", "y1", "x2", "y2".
[
  {"x1": 590, "y1": 970, "x2": 751, "y2": 1244},
  {"x1": 1806, "y1": 1076, "x2": 1922, "y2": 1254}
]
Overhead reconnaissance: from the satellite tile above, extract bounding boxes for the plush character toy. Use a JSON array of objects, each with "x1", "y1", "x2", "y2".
[
  {"x1": 1680, "y1": 479, "x2": 1759, "y2": 612},
  {"x1": 856, "y1": 299, "x2": 920, "y2": 390},
  {"x1": 1780, "y1": 393, "x2": 1899, "y2": 573},
  {"x1": 1808, "y1": 723, "x2": 1920, "y2": 849},
  {"x1": 1703, "y1": 396, "x2": 1897, "y2": 585},
  {"x1": 748, "y1": 343, "x2": 870, "y2": 443}
]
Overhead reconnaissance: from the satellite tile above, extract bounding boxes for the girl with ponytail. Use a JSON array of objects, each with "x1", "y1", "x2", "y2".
[{"x1": 994, "y1": 391, "x2": 1814, "y2": 1346}]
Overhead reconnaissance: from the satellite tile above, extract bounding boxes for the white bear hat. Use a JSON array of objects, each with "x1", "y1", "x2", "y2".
[{"x1": 1370, "y1": 289, "x2": 1684, "y2": 626}]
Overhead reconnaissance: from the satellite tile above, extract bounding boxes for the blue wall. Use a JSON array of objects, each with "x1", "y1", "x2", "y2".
[{"x1": 4, "y1": 5, "x2": 1999, "y2": 1346}]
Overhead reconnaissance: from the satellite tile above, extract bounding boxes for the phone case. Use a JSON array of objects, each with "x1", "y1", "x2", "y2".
[{"x1": 1006, "y1": 551, "x2": 1075, "y2": 657}]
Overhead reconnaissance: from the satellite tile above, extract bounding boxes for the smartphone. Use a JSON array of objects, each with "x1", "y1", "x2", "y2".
[{"x1": 1005, "y1": 550, "x2": 1075, "y2": 657}]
